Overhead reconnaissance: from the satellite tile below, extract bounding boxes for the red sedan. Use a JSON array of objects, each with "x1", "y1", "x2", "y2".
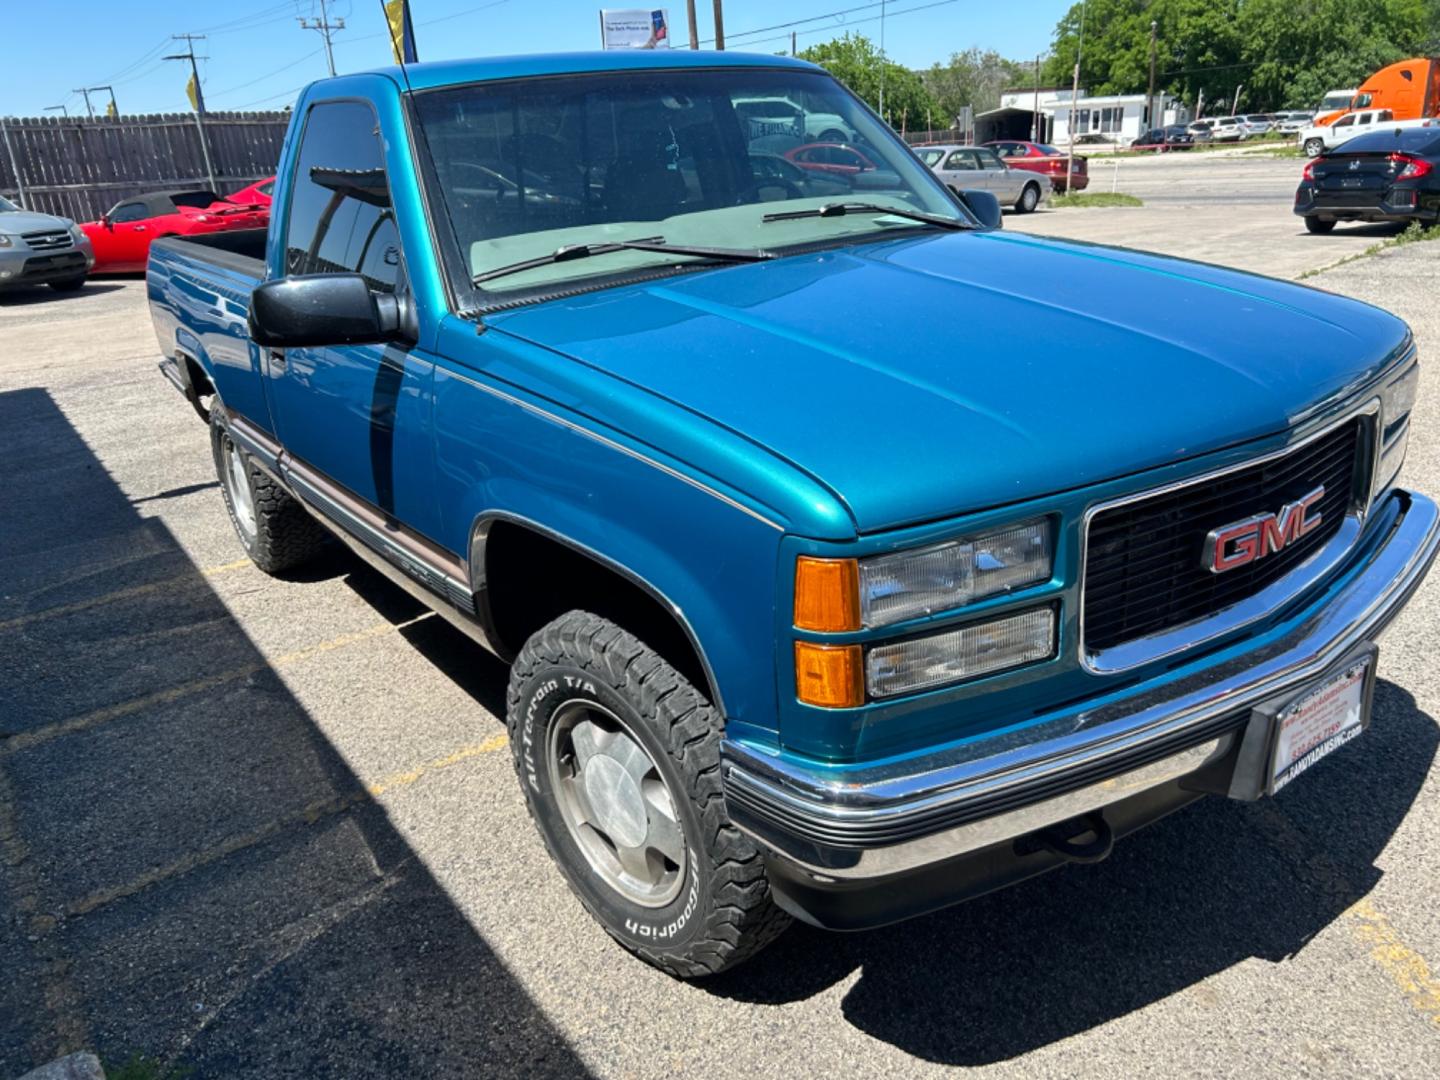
[
  {"x1": 80, "y1": 190, "x2": 269, "y2": 273},
  {"x1": 982, "y1": 141, "x2": 1090, "y2": 193},
  {"x1": 783, "y1": 143, "x2": 881, "y2": 177}
]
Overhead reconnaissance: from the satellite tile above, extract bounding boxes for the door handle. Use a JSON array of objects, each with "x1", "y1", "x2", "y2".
[
  {"x1": 268, "y1": 349, "x2": 287, "y2": 372},
  {"x1": 132, "y1": 225, "x2": 148, "y2": 232}
]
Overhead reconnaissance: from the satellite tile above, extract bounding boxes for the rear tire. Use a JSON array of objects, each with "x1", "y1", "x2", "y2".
[
  {"x1": 817, "y1": 129, "x2": 849, "y2": 144},
  {"x1": 507, "y1": 610, "x2": 791, "y2": 978},
  {"x1": 210, "y1": 409, "x2": 328, "y2": 575},
  {"x1": 1304, "y1": 216, "x2": 1336, "y2": 235},
  {"x1": 1016, "y1": 183, "x2": 1041, "y2": 213},
  {"x1": 1304, "y1": 138, "x2": 1325, "y2": 158},
  {"x1": 48, "y1": 274, "x2": 86, "y2": 292}
]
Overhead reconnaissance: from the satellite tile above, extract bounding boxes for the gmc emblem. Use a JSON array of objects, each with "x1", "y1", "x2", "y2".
[{"x1": 1202, "y1": 486, "x2": 1326, "y2": 573}]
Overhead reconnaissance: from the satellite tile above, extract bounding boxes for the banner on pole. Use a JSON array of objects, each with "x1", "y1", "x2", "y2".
[{"x1": 600, "y1": 9, "x2": 670, "y2": 49}]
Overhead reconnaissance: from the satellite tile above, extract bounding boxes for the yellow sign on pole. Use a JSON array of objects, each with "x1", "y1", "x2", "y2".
[{"x1": 186, "y1": 73, "x2": 200, "y2": 113}]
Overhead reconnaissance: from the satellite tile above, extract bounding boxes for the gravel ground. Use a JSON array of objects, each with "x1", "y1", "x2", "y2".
[{"x1": 3, "y1": 155, "x2": 1439, "y2": 1078}]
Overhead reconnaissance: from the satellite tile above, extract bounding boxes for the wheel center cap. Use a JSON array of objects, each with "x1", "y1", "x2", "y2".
[{"x1": 583, "y1": 754, "x2": 648, "y2": 850}]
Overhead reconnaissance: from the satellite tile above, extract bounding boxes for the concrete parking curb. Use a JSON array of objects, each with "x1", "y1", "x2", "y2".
[{"x1": 14, "y1": 1052, "x2": 104, "y2": 1080}]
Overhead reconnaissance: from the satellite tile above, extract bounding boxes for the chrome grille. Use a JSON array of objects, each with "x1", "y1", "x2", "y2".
[
  {"x1": 22, "y1": 229, "x2": 72, "y2": 251},
  {"x1": 1083, "y1": 418, "x2": 1365, "y2": 654}
]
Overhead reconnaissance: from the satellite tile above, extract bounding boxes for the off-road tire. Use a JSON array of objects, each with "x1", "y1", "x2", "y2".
[
  {"x1": 48, "y1": 275, "x2": 87, "y2": 292},
  {"x1": 507, "y1": 610, "x2": 791, "y2": 978},
  {"x1": 210, "y1": 409, "x2": 328, "y2": 575},
  {"x1": 1304, "y1": 216, "x2": 1336, "y2": 235},
  {"x1": 1016, "y1": 182, "x2": 1041, "y2": 213}
]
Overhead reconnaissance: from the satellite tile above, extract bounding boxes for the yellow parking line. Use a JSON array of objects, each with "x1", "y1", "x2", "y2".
[
  {"x1": 367, "y1": 733, "x2": 510, "y2": 797},
  {"x1": 1, "y1": 617, "x2": 427, "y2": 757},
  {"x1": 0, "y1": 557, "x2": 253, "y2": 634},
  {"x1": 63, "y1": 731, "x2": 509, "y2": 921},
  {"x1": 1348, "y1": 898, "x2": 1440, "y2": 1026}
]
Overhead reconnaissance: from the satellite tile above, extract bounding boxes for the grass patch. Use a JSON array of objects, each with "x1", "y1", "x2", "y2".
[
  {"x1": 105, "y1": 1054, "x2": 191, "y2": 1080},
  {"x1": 1297, "y1": 221, "x2": 1440, "y2": 279},
  {"x1": 1249, "y1": 144, "x2": 1306, "y2": 159},
  {"x1": 1051, "y1": 192, "x2": 1144, "y2": 208}
]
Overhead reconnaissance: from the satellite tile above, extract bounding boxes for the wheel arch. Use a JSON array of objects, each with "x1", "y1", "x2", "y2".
[{"x1": 470, "y1": 511, "x2": 728, "y2": 716}]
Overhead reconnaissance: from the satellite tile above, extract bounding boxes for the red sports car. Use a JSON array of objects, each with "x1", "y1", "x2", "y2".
[
  {"x1": 226, "y1": 177, "x2": 276, "y2": 207},
  {"x1": 80, "y1": 189, "x2": 269, "y2": 273},
  {"x1": 982, "y1": 141, "x2": 1090, "y2": 193},
  {"x1": 783, "y1": 142, "x2": 881, "y2": 177}
]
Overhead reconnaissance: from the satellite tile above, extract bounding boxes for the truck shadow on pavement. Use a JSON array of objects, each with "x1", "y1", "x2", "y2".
[
  {"x1": 706, "y1": 676, "x2": 1436, "y2": 1064},
  {"x1": 0, "y1": 387, "x2": 590, "y2": 1079}
]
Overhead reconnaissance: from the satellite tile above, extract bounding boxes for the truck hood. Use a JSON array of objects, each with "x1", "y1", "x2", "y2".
[
  {"x1": 488, "y1": 230, "x2": 1410, "y2": 534},
  {"x1": 0, "y1": 210, "x2": 74, "y2": 233}
]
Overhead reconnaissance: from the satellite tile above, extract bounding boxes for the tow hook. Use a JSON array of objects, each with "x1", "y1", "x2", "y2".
[{"x1": 1014, "y1": 811, "x2": 1114, "y2": 865}]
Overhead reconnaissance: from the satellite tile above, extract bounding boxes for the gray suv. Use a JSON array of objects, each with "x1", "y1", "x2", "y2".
[{"x1": 0, "y1": 195, "x2": 94, "y2": 292}]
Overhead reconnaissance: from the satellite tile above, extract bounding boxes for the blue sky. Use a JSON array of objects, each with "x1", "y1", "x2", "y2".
[{"x1": 0, "y1": 1, "x2": 1071, "y2": 118}]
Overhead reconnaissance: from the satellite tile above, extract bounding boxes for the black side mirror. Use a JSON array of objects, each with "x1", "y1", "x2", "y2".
[
  {"x1": 249, "y1": 274, "x2": 407, "y2": 348},
  {"x1": 950, "y1": 186, "x2": 1003, "y2": 230},
  {"x1": 102, "y1": 215, "x2": 113, "y2": 230}
]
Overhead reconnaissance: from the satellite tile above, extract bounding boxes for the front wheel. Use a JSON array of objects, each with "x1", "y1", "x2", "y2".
[
  {"x1": 1016, "y1": 183, "x2": 1041, "y2": 213},
  {"x1": 1304, "y1": 138, "x2": 1325, "y2": 158},
  {"x1": 1304, "y1": 216, "x2": 1336, "y2": 235},
  {"x1": 210, "y1": 409, "x2": 328, "y2": 574},
  {"x1": 507, "y1": 611, "x2": 790, "y2": 977}
]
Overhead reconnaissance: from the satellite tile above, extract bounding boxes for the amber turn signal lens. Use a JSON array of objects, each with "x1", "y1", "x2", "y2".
[
  {"x1": 794, "y1": 642, "x2": 864, "y2": 708},
  {"x1": 794, "y1": 556, "x2": 860, "y2": 631}
]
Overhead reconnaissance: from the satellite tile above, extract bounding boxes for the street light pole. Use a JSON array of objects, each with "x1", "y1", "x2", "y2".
[
  {"x1": 73, "y1": 88, "x2": 96, "y2": 120},
  {"x1": 44, "y1": 105, "x2": 69, "y2": 117}
]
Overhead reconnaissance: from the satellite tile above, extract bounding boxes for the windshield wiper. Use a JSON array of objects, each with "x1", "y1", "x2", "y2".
[
  {"x1": 761, "y1": 202, "x2": 972, "y2": 230},
  {"x1": 472, "y1": 237, "x2": 774, "y2": 286}
]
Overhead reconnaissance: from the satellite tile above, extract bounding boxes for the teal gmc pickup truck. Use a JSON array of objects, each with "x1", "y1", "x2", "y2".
[{"x1": 147, "y1": 51, "x2": 1439, "y2": 977}]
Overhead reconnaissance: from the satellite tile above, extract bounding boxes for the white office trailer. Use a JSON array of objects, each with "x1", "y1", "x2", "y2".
[{"x1": 979, "y1": 89, "x2": 1190, "y2": 145}]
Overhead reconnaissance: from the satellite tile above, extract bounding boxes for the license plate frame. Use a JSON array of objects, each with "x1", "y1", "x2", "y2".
[{"x1": 1265, "y1": 649, "x2": 1377, "y2": 795}]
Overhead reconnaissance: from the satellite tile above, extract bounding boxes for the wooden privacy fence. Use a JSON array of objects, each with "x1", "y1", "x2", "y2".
[{"x1": 0, "y1": 112, "x2": 291, "y2": 222}]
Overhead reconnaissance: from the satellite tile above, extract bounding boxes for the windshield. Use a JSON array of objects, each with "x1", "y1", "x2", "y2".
[
  {"x1": 916, "y1": 147, "x2": 945, "y2": 166},
  {"x1": 0, "y1": 195, "x2": 17, "y2": 213},
  {"x1": 414, "y1": 66, "x2": 965, "y2": 296}
]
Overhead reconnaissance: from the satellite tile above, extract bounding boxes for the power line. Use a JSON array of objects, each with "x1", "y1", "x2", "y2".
[
  {"x1": 704, "y1": 1, "x2": 889, "y2": 45},
  {"x1": 711, "y1": 0, "x2": 964, "y2": 51},
  {"x1": 207, "y1": 48, "x2": 325, "y2": 100}
]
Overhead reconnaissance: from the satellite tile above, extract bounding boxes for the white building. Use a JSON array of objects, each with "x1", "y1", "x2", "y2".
[
  {"x1": 983, "y1": 88, "x2": 1189, "y2": 145},
  {"x1": 1050, "y1": 93, "x2": 1189, "y2": 143}
]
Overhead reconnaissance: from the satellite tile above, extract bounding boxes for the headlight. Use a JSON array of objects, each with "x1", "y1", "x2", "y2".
[
  {"x1": 69, "y1": 224, "x2": 85, "y2": 243},
  {"x1": 1374, "y1": 360, "x2": 1419, "y2": 500},
  {"x1": 857, "y1": 518, "x2": 1052, "y2": 628},
  {"x1": 0, "y1": 234, "x2": 13, "y2": 248},
  {"x1": 866, "y1": 607, "x2": 1056, "y2": 698}
]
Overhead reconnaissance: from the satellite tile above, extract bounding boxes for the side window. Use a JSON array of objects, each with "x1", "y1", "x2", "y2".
[
  {"x1": 110, "y1": 202, "x2": 149, "y2": 223},
  {"x1": 1358, "y1": 113, "x2": 1373, "y2": 126},
  {"x1": 944, "y1": 151, "x2": 975, "y2": 170},
  {"x1": 258, "y1": 180, "x2": 275, "y2": 197},
  {"x1": 1334, "y1": 115, "x2": 1354, "y2": 129},
  {"x1": 975, "y1": 149, "x2": 1004, "y2": 169},
  {"x1": 284, "y1": 101, "x2": 400, "y2": 292}
]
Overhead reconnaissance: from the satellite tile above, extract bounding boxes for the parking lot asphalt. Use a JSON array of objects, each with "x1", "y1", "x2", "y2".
[
  {"x1": 4, "y1": 153, "x2": 1440, "y2": 1078},
  {"x1": 1008, "y1": 151, "x2": 1406, "y2": 279}
]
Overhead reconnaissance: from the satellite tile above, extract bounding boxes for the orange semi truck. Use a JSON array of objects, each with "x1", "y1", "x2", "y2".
[{"x1": 1317, "y1": 58, "x2": 1440, "y2": 125}]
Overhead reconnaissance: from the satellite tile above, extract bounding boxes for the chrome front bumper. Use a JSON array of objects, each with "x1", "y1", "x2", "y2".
[{"x1": 723, "y1": 489, "x2": 1440, "y2": 883}]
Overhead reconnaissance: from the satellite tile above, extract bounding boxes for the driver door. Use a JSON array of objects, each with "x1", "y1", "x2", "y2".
[{"x1": 940, "y1": 149, "x2": 984, "y2": 191}]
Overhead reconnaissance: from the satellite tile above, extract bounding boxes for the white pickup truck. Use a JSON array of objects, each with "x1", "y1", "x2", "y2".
[{"x1": 1299, "y1": 109, "x2": 1439, "y2": 156}]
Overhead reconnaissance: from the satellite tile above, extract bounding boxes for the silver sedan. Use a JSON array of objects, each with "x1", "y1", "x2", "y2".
[{"x1": 918, "y1": 145, "x2": 1045, "y2": 213}]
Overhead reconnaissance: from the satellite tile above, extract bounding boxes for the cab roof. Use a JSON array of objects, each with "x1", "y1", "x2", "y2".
[{"x1": 364, "y1": 50, "x2": 821, "y2": 93}]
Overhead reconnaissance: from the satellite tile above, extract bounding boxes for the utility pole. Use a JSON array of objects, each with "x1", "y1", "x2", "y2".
[
  {"x1": 711, "y1": 0, "x2": 724, "y2": 50},
  {"x1": 1145, "y1": 19, "x2": 1158, "y2": 134},
  {"x1": 1232, "y1": 83, "x2": 1243, "y2": 115},
  {"x1": 1033, "y1": 55, "x2": 1041, "y2": 141},
  {"x1": 0, "y1": 116, "x2": 27, "y2": 208},
  {"x1": 685, "y1": 0, "x2": 698, "y2": 49},
  {"x1": 878, "y1": 0, "x2": 887, "y2": 123},
  {"x1": 89, "y1": 85, "x2": 119, "y2": 119},
  {"x1": 165, "y1": 35, "x2": 217, "y2": 193},
  {"x1": 73, "y1": 88, "x2": 96, "y2": 120},
  {"x1": 299, "y1": 0, "x2": 345, "y2": 76},
  {"x1": 791, "y1": 31, "x2": 797, "y2": 57},
  {"x1": 44, "y1": 105, "x2": 68, "y2": 117},
  {"x1": 1065, "y1": 0, "x2": 1089, "y2": 196}
]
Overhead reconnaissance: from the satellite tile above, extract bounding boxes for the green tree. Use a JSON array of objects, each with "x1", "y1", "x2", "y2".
[
  {"x1": 922, "y1": 47, "x2": 1033, "y2": 123},
  {"x1": 1040, "y1": 0, "x2": 1430, "y2": 113},
  {"x1": 798, "y1": 33, "x2": 937, "y2": 130}
]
